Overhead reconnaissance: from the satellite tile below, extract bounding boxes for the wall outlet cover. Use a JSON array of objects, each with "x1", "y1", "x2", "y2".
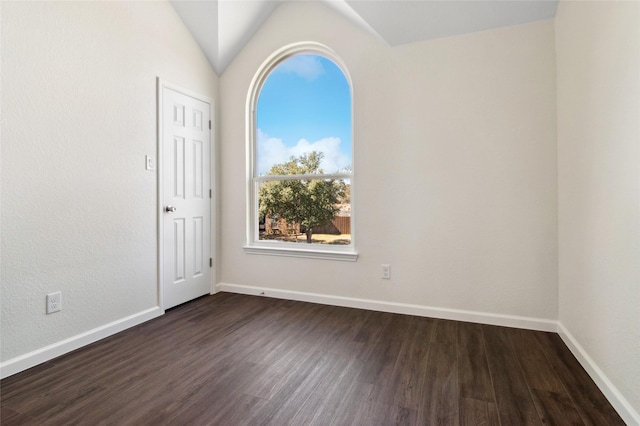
[{"x1": 47, "y1": 292, "x2": 62, "y2": 314}]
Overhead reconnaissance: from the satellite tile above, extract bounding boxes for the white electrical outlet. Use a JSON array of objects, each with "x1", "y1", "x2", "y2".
[
  {"x1": 47, "y1": 292, "x2": 62, "y2": 314},
  {"x1": 381, "y1": 264, "x2": 391, "y2": 280}
]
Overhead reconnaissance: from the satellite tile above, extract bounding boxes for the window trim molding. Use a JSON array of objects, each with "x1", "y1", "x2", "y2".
[
  {"x1": 245, "y1": 42, "x2": 357, "y2": 261},
  {"x1": 243, "y1": 244, "x2": 358, "y2": 262}
]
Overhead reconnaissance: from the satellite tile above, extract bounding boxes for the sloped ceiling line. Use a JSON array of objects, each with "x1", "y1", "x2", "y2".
[{"x1": 170, "y1": 0, "x2": 558, "y2": 75}]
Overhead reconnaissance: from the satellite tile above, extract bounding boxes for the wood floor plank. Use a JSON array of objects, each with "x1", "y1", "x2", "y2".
[
  {"x1": 1, "y1": 404, "x2": 38, "y2": 426},
  {"x1": 416, "y1": 320, "x2": 460, "y2": 426},
  {"x1": 509, "y1": 329, "x2": 566, "y2": 393},
  {"x1": 328, "y1": 380, "x2": 374, "y2": 426},
  {"x1": 244, "y1": 301, "x2": 327, "y2": 366},
  {"x1": 509, "y1": 328, "x2": 584, "y2": 425},
  {"x1": 432, "y1": 318, "x2": 458, "y2": 345},
  {"x1": 350, "y1": 399, "x2": 417, "y2": 426},
  {"x1": 162, "y1": 363, "x2": 270, "y2": 425},
  {"x1": 0, "y1": 293, "x2": 625, "y2": 426},
  {"x1": 389, "y1": 316, "x2": 434, "y2": 411},
  {"x1": 535, "y1": 332, "x2": 625, "y2": 426},
  {"x1": 483, "y1": 325, "x2": 543, "y2": 425},
  {"x1": 417, "y1": 342, "x2": 460, "y2": 425},
  {"x1": 353, "y1": 310, "x2": 394, "y2": 347},
  {"x1": 357, "y1": 314, "x2": 411, "y2": 386},
  {"x1": 287, "y1": 352, "x2": 361, "y2": 425},
  {"x1": 209, "y1": 393, "x2": 270, "y2": 426},
  {"x1": 245, "y1": 345, "x2": 325, "y2": 405},
  {"x1": 347, "y1": 314, "x2": 432, "y2": 419},
  {"x1": 459, "y1": 397, "x2": 500, "y2": 426},
  {"x1": 530, "y1": 389, "x2": 585, "y2": 426},
  {"x1": 457, "y1": 322, "x2": 495, "y2": 403},
  {"x1": 249, "y1": 352, "x2": 337, "y2": 425}
]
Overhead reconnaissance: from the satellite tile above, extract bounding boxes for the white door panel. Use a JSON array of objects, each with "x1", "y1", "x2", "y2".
[{"x1": 162, "y1": 86, "x2": 211, "y2": 309}]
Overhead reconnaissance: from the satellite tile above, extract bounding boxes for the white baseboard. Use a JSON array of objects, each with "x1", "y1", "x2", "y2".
[
  {"x1": 557, "y1": 323, "x2": 640, "y2": 426},
  {"x1": 216, "y1": 282, "x2": 558, "y2": 332},
  {"x1": 0, "y1": 306, "x2": 163, "y2": 379}
]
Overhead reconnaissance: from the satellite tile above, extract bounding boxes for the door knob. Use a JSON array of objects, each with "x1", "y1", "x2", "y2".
[{"x1": 165, "y1": 205, "x2": 177, "y2": 213}]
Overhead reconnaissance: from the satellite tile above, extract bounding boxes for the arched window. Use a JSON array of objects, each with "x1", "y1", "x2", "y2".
[{"x1": 245, "y1": 42, "x2": 356, "y2": 261}]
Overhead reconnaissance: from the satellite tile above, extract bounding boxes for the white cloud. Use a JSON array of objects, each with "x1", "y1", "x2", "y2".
[
  {"x1": 257, "y1": 130, "x2": 350, "y2": 175},
  {"x1": 275, "y1": 55, "x2": 325, "y2": 81}
]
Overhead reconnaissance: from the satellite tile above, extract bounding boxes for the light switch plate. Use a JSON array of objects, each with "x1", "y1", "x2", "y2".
[{"x1": 145, "y1": 155, "x2": 155, "y2": 171}]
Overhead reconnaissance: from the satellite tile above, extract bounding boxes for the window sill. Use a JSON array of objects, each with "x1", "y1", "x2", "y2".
[{"x1": 243, "y1": 245, "x2": 358, "y2": 262}]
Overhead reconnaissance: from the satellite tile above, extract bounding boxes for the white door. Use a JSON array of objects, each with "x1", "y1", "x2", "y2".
[{"x1": 161, "y1": 85, "x2": 212, "y2": 309}]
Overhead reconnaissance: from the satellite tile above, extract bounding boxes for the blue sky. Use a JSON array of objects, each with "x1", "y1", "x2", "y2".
[{"x1": 257, "y1": 54, "x2": 352, "y2": 175}]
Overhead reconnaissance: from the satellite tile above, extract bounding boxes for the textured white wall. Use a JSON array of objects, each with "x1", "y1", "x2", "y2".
[
  {"x1": 219, "y1": 2, "x2": 558, "y2": 319},
  {"x1": 1, "y1": 1, "x2": 217, "y2": 362},
  {"x1": 556, "y1": 1, "x2": 640, "y2": 418}
]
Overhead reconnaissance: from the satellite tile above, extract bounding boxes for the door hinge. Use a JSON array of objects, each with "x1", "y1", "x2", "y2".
[
  {"x1": 209, "y1": 189, "x2": 212, "y2": 199},
  {"x1": 209, "y1": 258, "x2": 213, "y2": 268},
  {"x1": 209, "y1": 120, "x2": 211, "y2": 130}
]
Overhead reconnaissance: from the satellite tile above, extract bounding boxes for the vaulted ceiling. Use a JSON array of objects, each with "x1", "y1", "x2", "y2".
[{"x1": 170, "y1": 0, "x2": 559, "y2": 75}]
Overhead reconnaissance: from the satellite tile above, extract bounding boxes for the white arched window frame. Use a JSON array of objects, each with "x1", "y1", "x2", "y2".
[{"x1": 244, "y1": 42, "x2": 357, "y2": 261}]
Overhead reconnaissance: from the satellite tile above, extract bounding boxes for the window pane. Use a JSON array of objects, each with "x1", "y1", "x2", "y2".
[
  {"x1": 257, "y1": 179, "x2": 351, "y2": 245},
  {"x1": 257, "y1": 54, "x2": 352, "y2": 176}
]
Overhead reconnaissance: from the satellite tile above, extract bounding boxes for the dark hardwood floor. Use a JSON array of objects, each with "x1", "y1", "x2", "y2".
[{"x1": 1, "y1": 293, "x2": 625, "y2": 425}]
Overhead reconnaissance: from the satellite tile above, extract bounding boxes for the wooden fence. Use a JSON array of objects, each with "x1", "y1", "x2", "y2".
[
  {"x1": 264, "y1": 215, "x2": 350, "y2": 236},
  {"x1": 312, "y1": 216, "x2": 350, "y2": 235}
]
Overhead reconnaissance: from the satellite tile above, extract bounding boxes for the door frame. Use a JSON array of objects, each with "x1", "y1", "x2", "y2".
[{"x1": 157, "y1": 78, "x2": 216, "y2": 310}]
